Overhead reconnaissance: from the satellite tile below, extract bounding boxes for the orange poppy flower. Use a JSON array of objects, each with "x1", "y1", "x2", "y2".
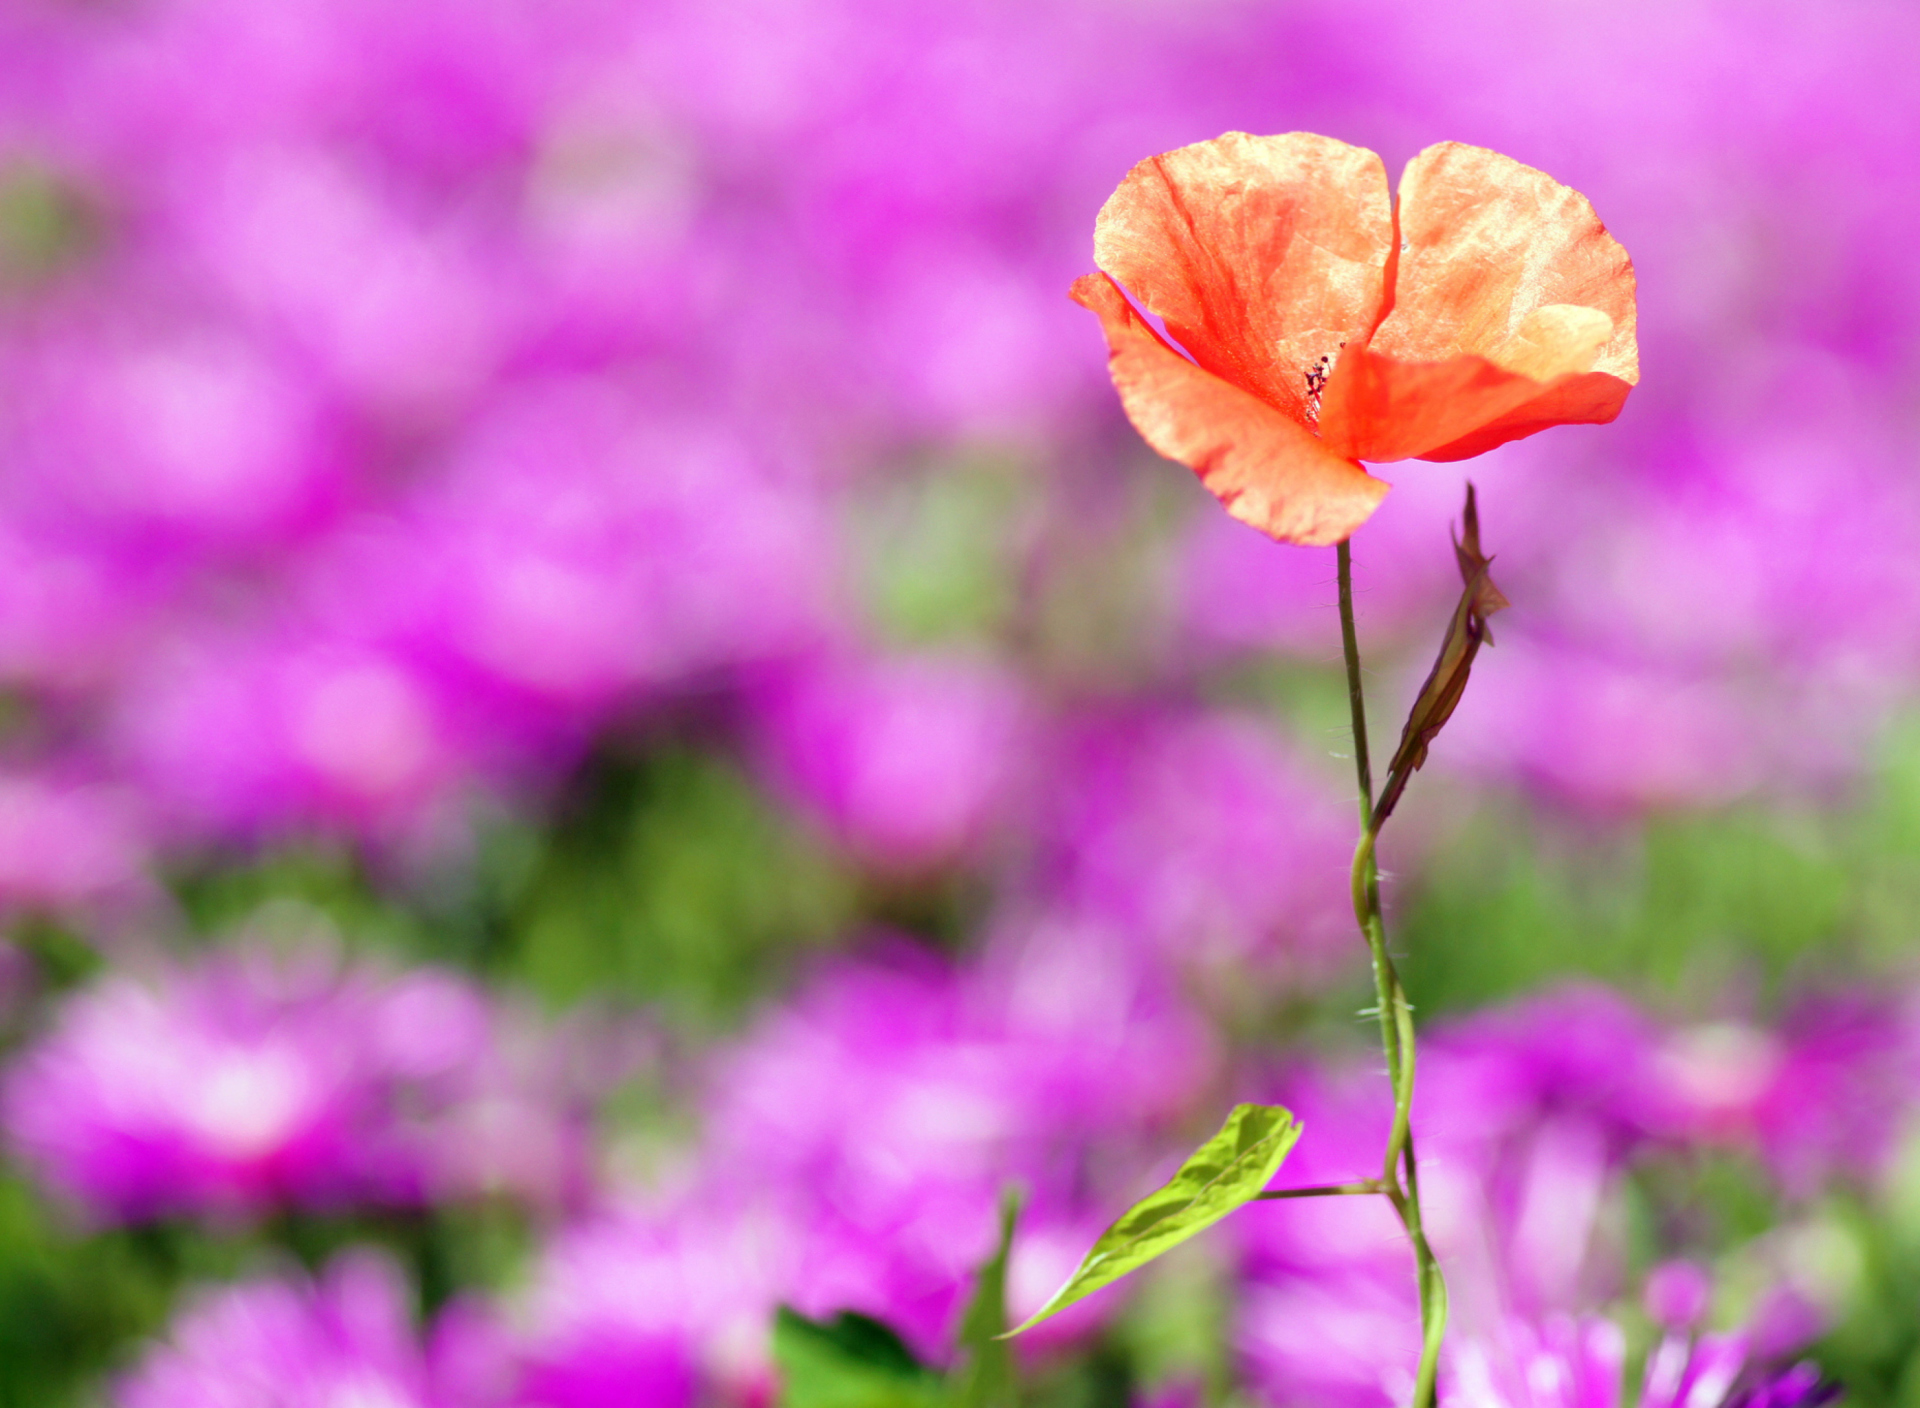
[{"x1": 1071, "y1": 133, "x2": 1637, "y2": 546}]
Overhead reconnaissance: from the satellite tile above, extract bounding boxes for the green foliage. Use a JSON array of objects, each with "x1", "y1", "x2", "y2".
[
  {"x1": 1393, "y1": 715, "x2": 1920, "y2": 1019},
  {"x1": 1802, "y1": 1198, "x2": 1913, "y2": 1408},
  {"x1": 1624, "y1": 1150, "x2": 1783, "y2": 1261},
  {"x1": 6, "y1": 917, "x2": 105, "y2": 999},
  {"x1": 1397, "y1": 797, "x2": 1854, "y2": 1015},
  {"x1": 1113, "y1": 1241, "x2": 1234, "y2": 1408},
  {"x1": 172, "y1": 844, "x2": 435, "y2": 959},
  {"x1": 506, "y1": 749, "x2": 857, "y2": 1023},
  {"x1": 775, "y1": 1309, "x2": 945, "y2": 1408},
  {"x1": 854, "y1": 454, "x2": 1030, "y2": 647},
  {"x1": 266, "y1": 1203, "x2": 536, "y2": 1317},
  {"x1": 166, "y1": 746, "x2": 859, "y2": 1026},
  {"x1": 0, "y1": 164, "x2": 91, "y2": 283},
  {"x1": 776, "y1": 1193, "x2": 1022, "y2": 1408},
  {"x1": 0, "y1": 1177, "x2": 229, "y2": 1408},
  {"x1": 1007, "y1": 1104, "x2": 1300, "y2": 1336},
  {"x1": 951, "y1": 1192, "x2": 1021, "y2": 1408}
]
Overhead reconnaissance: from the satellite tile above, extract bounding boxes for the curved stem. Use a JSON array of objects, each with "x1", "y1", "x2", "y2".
[{"x1": 1335, "y1": 541, "x2": 1448, "y2": 1408}]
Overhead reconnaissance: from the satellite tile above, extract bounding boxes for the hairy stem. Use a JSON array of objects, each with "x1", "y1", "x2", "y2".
[{"x1": 1335, "y1": 540, "x2": 1449, "y2": 1408}]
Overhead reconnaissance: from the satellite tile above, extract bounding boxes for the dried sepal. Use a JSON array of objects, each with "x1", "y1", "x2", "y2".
[{"x1": 1373, "y1": 483, "x2": 1507, "y2": 826}]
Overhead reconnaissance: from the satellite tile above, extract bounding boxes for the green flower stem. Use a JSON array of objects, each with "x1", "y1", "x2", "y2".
[
  {"x1": 1335, "y1": 541, "x2": 1377, "y2": 822},
  {"x1": 1253, "y1": 1180, "x2": 1383, "y2": 1200},
  {"x1": 1335, "y1": 540, "x2": 1449, "y2": 1408}
]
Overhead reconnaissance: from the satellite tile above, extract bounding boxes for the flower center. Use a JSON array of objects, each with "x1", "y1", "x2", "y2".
[{"x1": 1302, "y1": 343, "x2": 1345, "y2": 426}]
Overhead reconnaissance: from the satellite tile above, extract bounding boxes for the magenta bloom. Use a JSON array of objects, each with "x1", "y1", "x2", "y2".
[
  {"x1": 4, "y1": 943, "x2": 590, "y2": 1222},
  {"x1": 1639, "y1": 993, "x2": 1919, "y2": 1196},
  {"x1": 0, "y1": 770, "x2": 150, "y2": 916},
  {"x1": 1442, "y1": 1316, "x2": 1824, "y2": 1408},
  {"x1": 1031, "y1": 708, "x2": 1356, "y2": 981},
  {"x1": 116, "y1": 632, "x2": 467, "y2": 843},
  {"x1": 116, "y1": 1250, "x2": 511, "y2": 1408},
  {"x1": 386, "y1": 383, "x2": 836, "y2": 713},
  {"x1": 749, "y1": 648, "x2": 1029, "y2": 872},
  {"x1": 1234, "y1": 985, "x2": 1860, "y2": 1408},
  {"x1": 516, "y1": 945, "x2": 1215, "y2": 1396}
]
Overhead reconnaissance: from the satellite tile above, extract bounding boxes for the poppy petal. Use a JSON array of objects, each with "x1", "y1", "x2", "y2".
[
  {"x1": 1071, "y1": 273, "x2": 1389, "y2": 546},
  {"x1": 1413, "y1": 367, "x2": 1635, "y2": 461},
  {"x1": 1322, "y1": 142, "x2": 1636, "y2": 462},
  {"x1": 1092, "y1": 132, "x2": 1393, "y2": 429}
]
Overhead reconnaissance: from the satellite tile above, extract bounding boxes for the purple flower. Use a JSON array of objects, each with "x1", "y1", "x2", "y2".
[
  {"x1": 1645, "y1": 1260, "x2": 1715, "y2": 1333},
  {"x1": 1238, "y1": 989, "x2": 1670, "y2": 1403},
  {"x1": 366, "y1": 380, "x2": 836, "y2": 713},
  {"x1": 4, "y1": 942, "x2": 592, "y2": 1222},
  {"x1": 115, "y1": 1249, "x2": 513, "y2": 1408},
  {"x1": 1028, "y1": 708, "x2": 1356, "y2": 982},
  {"x1": 114, "y1": 631, "x2": 465, "y2": 843},
  {"x1": 1233, "y1": 983, "x2": 1869, "y2": 1408},
  {"x1": 1638, "y1": 1330, "x2": 1754, "y2": 1408},
  {"x1": 1440, "y1": 1314, "x2": 1833, "y2": 1408},
  {"x1": 1636, "y1": 994, "x2": 1919, "y2": 1196},
  {"x1": 4, "y1": 322, "x2": 348, "y2": 553},
  {"x1": 1726, "y1": 1362, "x2": 1841, "y2": 1408},
  {"x1": 749, "y1": 648, "x2": 1030, "y2": 872},
  {"x1": 1243, "y1": 987, "x2": 1665, "y2": 1304},
  {"x1": 1437, "y1": 635, "x2": 1783, "y2": 813},
  {"x1": 516, "y1": 944, "x2": 1215, "y2": 1396},
  {"x1": 0, "y1": 770, "x2": 150, "y2": 916},
  {"x1": 1445, "y1": 1316, "x2": 1627, "y2": 1408}
]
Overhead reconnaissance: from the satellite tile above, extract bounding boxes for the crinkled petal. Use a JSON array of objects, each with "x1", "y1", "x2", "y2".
[
  {"x1": 1071, "y1": 274, "x2": 1388, "y2": 546},
  {"x1": 1320, "y1": 142, "x2": 1637, "y2": 462},
  {"x1": 1093, "y1": 132, "x2": 1393, "y2": 428}
]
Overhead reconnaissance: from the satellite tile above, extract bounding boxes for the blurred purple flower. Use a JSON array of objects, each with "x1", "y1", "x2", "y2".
[
  {"x1": 1645, "y1": 1260, "x2": 1715, "y2": 1333},
  {"x1": 100, "y1": 375, "x2": 840, "y2": 846},
  {"x1": 1727, "y1": 1362, "x2": 1841, "y2": 1408},
  {"x1": 116, "y1": 1249, "x2": 513, "y2": 1408},
  {"x1": 517, "y1": 943, "x2": 1215, "y2": 1395},
  {"x1": 1752, "y1": 995, "x2": 1919, "y2": 1197},
  {"x1": 1029, "y1": 708, "x2": 1356, "y2": 981},
  {"x1": 116, "y1": 633, "x2": 466, "y2": 843},
  {"x1": 1441, "y1": 1316, "x2": 1827, "y2": 1408},
  {"x1": 1438, "y1": 635, "x2": 1780, "y2": 812},
  {"x1": 0, "y1": 770, "x2": 150, "y2": 915},
  {"x1": 1240, "y1": 989, "x2": 1674, "y2": 1405},
  {"x1": 1, "y1": 0, "x2": 1918, "y2": 844},
  {"x1": 749, "y1": 648, "x2": 1029, "y2": 872},
  {"x1": 1439, "y1": 1311, "x2": 1837, "y2": 1408},
  {"x1": 4, "y1": 942, "x2": 591, "y2": 1222},
  {"x1": 1638, "y1": 995, "x2": 1920, "y2": 1196},
  {"x1": 3, "y1": 322, "x2": 348, "y2": 552},
  {"x1": 1445, "y1": 1316, "x2": 1628, "y2": 1408}
]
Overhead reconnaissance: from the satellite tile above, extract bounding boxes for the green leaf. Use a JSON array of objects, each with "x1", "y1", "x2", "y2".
[
  {"x1": 950, "y1": 1189, "x2": 1021, "y2": 1408},
  {"x1": 1004, "y1": 1104, "x2": 1301, "y2": 1336},
  {"x1": 774, "y1": 1308, "x2": 944, "y2": 1408}
]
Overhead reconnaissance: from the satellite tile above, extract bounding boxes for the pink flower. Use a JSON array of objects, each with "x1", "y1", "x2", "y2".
[
  {"x1": 4, "y1": 943, "x2": 591, "y2": 1221},
  {"x1": 750, "y1": 649, "x2": 1029, "y2": 872},
  {"x1": 516, "y1": 945, "x2": 1216, "y2": 1395},
  {"x1": 116, "y1": 1250, "x2": 512, "y2": 1408},
  {"x1": 1031, "y1": 708, "x2": 1355, "y2": 980}
]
